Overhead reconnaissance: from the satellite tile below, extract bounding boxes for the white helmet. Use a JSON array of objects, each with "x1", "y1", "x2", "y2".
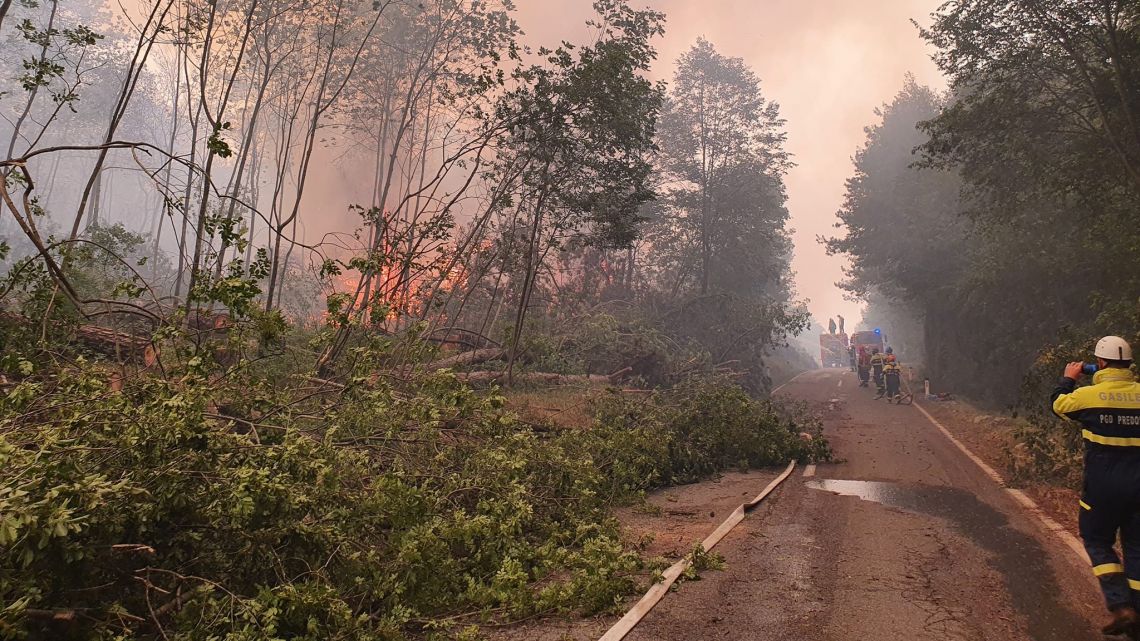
[{"x1": 1095, "y1": 336, "x2": 1133, "y2": 361}]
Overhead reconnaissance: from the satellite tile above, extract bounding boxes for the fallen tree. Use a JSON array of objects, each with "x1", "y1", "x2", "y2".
[
  {"x1": 74, "y1": 323, "x2": 157, "y2": 365},
  {"x1": 419, "y1": 347, "x2": 505, "y2": 371},
  {"x1": 1, "y1": 312, "x2": 156, "y2": 365},
  {"x1": 456, "y1": 366, "x2": 633, "y2": 387},
  {"x1": 425, "y1": 327, "x2": 501, "y2": 350}
]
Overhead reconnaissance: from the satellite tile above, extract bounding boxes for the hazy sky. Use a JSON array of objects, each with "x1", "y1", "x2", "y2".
[{"x1": 514, "y1": 0, "x2": 947, "y2": 329}]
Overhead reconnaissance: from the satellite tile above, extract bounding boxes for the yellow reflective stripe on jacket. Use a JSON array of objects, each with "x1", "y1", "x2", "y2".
[
  {"x1": 1080, "y1": 500, "x2": 1092, "y2": 511},
  {"x1": 1095, "y1": 563, "x2": 1125, "y2": 576},
  {"x1": 1053, "y1": 370, "x2": 1140, "y2": 419},
  {"x1": 1130, "y1": 578, "x2": 1140, "y2": 591},
  {"x1": 1082, "y1": 430, "x2": 1140, "y2": 447},
  {"x1": 1052, "y1": 370, "x2": 1140, "y2": 446}
]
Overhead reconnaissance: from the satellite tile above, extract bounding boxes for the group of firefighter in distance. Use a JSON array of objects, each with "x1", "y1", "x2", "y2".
[{"x1": 820, "y1": 317, "x2": 912, "y2": 405}]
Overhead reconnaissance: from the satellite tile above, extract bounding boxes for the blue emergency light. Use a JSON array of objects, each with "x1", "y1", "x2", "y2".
[{"x1": 874, "y1": 328, "x2": 881, "y2": 335}]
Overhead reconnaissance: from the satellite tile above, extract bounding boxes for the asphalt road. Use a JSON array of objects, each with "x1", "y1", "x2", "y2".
[{"x1": 625, "y1": 367, "x2": 1104, "y2": 641}]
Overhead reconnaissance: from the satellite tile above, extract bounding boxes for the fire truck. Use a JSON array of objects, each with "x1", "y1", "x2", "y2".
[
  {"x1": 819, "y1": 332, "x2": 849, "y2": 368},
  {"x1": 851, "y1": 329, "x2": 885, "y2": 356}
]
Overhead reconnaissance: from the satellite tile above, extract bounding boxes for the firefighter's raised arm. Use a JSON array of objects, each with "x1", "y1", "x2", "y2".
[{"x1": 1051, "y1": 361, "x2": 1086, "y2": 420}]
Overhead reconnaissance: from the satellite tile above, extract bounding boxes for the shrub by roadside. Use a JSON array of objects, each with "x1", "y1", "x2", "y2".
[
  {"x1": 1006, "y1": 419, "x2": 1084, "y2": 487},
  {"x1": 588, "y1": 378, "x2": 829, "y2": 495}
]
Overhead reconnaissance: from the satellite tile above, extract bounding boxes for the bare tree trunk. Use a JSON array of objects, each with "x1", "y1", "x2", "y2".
[
  {"x1": 88, "y1": 171, "x2": 103, "y2": 227},
  {"x1": 266, "y1": 0, "x2": 386, "y2": 312},
  {"x1": 244, "y1": 139, "x2": 262, "y2": 268},
  {"x1": 152, "y1": 58, "x2": 183, "y2": 280},
  {"x1": 357, "y1": 70, "x2": 399, "y2": 313},
  {"x1": 276, "y1": 208, "x2": 300, "y2": 308},
  {"x1": 71, "y1": 0, "x2": 177, "y2": 240},
  {"x1": 262, "y1": 91, "x2": 298, "y2": 311},
  {"x1": 182, "y1": 150, "x2": 217, "y2": 314},
  {"x1": 506, "y1": 171, "x2": 550, "y2": 384},
  {"x1": 183, "y1": 0, "x2": 260, "y2": 317},
  {"x1": 698, "y1": 135, "x2": 712, "y2": 296},
  {"x1": 173, "y1": 71, "x2": 203, "y2": 299},
  {"x1": 4, "y1": 0, "x2": 58, "y2": 164},
  {"x1": 213, "y1": 63, "x2": 270, "y2": 284},
  {"x1": 313, "y1": 2, "x2": 486, "y2": 373},
  {"x1": 266, "y1": 36, "x2": 336, "y2": 312}
]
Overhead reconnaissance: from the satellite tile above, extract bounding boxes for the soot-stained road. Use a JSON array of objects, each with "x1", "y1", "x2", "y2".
[{"x1": 624, "y1": 368, "x2": 1103, "y2": 641}]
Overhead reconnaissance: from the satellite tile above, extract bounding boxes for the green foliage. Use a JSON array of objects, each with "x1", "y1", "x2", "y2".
[
  {"x1": 680, "y1": 543, "x2": 725, "y2": 581},
  {"x1": 0, "y1": 337, "x2": 827, "y2": 638},
  {"x1": 636, "y1": 39, "x2": 802, "y2": 392},
  {"x1": 907, "y1": 0, "x2": 1140, "y2": 405},
  {"x1": 494, "y1": 0, "x2": 665, "y2": 249},
  {"x1": 190, "y1": 247, "x2": 270, "y2": 320},
  {"x1": 0, "y1": 3, "x2": 830, "y2": 635},
  {"x1": 513, "y1": 302, "x2": 808, "y2": 395},
  {"x1": 70, "y1": 223, "x2": 149, "y2": 300},
  {"x1": 519, "y1": 311, "x2": 678, "y2": 384},
  {"x1": 0, "y1": 223, "x2": 156, "y2": 330},
  {"x1": 826, "y1": 78, "x2": 965, "y2": 305},
  {"x1": 207, "y1": 122, "x2": 234, "y2": 158},
  {"x1": 15, "y1": 17, "x2": 102, "y2": 107},
  {"x1": 1006, "y1": 418, "x2": 1085, "y2": 487},
  {"x1": 825, "y1": 72, "x2": 1127, "y2": 406},
  {"x1": 588, "y1": 378, "x2": 830, "y2": 492}
]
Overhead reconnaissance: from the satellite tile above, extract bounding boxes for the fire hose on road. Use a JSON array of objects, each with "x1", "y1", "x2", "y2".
[{"x1": 596, "y1": 460, "x2": 798, "y2": 641}]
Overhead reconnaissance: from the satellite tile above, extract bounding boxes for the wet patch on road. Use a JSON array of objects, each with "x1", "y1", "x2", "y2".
[{"x1": 807, "y1": 479, "x2": 1090, "y2": 641}]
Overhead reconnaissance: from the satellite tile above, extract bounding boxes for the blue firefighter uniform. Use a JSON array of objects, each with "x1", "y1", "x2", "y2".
[{"x1": 1052, "y1": 368, "x2": 1140, "y2": 612}]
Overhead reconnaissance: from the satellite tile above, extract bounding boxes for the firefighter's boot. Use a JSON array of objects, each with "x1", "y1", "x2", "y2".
[{"x1": 1101, "y1": 605, "x2": 1138, "y2": 637}]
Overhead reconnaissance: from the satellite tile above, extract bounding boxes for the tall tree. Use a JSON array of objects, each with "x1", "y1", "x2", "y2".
[
  {"x1": 635, "y1": 39, "x2": 803, "y2": 392},
  {"x1": 827, "y1": 79, "x2": 975, "y2": 392},
  {"x1": 827, "y1": 78, "x2": 966, "y2": 305},
  {"x1": 652, "y1": 38, "x2": 792, "y2": 298},
  {"x1": 490, "y1": 0, "x2": 665, "y2": 380}
]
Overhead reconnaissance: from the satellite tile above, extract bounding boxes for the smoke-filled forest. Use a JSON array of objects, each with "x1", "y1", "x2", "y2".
[{"x1": 1, "y1": 0, "x2": 1139, "y2": 638}]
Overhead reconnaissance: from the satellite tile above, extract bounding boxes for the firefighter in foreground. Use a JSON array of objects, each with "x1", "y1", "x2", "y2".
[{"x1": 1052, "y1": 336, "x2": 1140, "y2": 637}]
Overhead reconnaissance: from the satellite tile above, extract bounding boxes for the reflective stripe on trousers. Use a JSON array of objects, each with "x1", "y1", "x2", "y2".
[{"x1": 1081, "y1": 495, "x2": 1140, "y2": 610}]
